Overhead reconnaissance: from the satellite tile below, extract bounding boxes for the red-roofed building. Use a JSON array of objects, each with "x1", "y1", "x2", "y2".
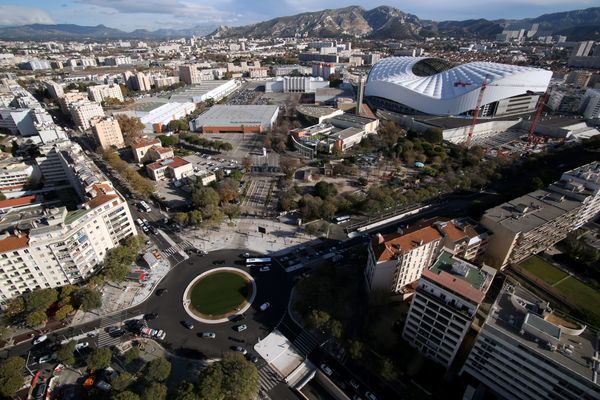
[
  {"x1": 402, "y1": 251, "x2": 496, "y2": 368},
  {"x1": 146, "y1": 156, "x2": 193, "y2": 181},
  {"x1": 130, "y1": 138, "x2": 162, "y2": 163},
  {"x1": 0, "y1": 195, "x2": 40, "y2": 212}
]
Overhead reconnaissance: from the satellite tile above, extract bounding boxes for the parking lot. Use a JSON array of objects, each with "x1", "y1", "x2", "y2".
[{"x1": 242, "y1": 178, "x2": 275, "y2": 211}]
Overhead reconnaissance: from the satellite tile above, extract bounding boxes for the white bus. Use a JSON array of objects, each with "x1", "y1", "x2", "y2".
[
  {"x1": 246, "y1": 257, "x2": 271, "y2": 266},
  {"x1": 333, "y1": 215, "x2": 351, "y2": 224},
  {"x1": 138, "y1": 201, "x2": 151, "y2": 212}
]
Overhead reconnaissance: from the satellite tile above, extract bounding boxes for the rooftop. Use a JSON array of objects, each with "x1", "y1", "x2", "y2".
[
  {"x1": 487, "y1": 284, "x2": 599, "y2": 384},
  {"x1": 0, "y1": 195, "x2": 39, "y2": 210},
  {"x1": 0, "y1": 233, "x2": 29, "y2": 253},
  {"x1": 131, "y1": 138, "x2": 161, "y2": 150},
  {"x1": 296, "y1": 105, "x2": 343, "y2": 119},
  {"x1": 328, "y1": 113, "x2": 377, "y2": 126},
  {"x1": 146, "y1": 156, "x2": 190, "y2": 171},
  {"x1": 192, "y1": 105, "x2": 279, "y2": 127},
  {"x1": 372, "y1": 227, "x2": 442, "y2": 262}
]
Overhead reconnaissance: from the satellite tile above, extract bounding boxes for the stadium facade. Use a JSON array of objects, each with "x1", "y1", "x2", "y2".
[{"x1": 365, "y1": 57, "x2": 552, "y2": 118}]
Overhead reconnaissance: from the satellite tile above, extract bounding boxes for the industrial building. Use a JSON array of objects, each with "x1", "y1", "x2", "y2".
[
  {"x1": 365, "y1": 57, "x2": 551, "y2": 117},
  {"x1": 403, "y1": 251, "x2": 496, "y2": 368},
  {"x1": 461, "y1": 284, "x2": 600, "y2": 400},
  {"x1": 190, "y1": 105, "x2": 279, "y2": 134},
  {"x1": 168, "y1": 80, "x2": 239, "y2": 104},
  {"x1": 265, "y1": 77, "x2": 329, "y2": 93},
  {"x1": 138, "y1": 102, "x2": 195, "y2": 133}
]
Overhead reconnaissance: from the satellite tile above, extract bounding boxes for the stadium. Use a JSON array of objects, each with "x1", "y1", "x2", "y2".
[{"x1": 365, "y1": 57, "x2": 552, "y2": 118}]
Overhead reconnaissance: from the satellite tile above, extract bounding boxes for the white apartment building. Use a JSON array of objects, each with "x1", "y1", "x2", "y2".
[
  {"x1": 154, "y1": 76, "x2": 179, "y2": 88},
  {"x1": 35, "y1": 140, "x2": 74, "y2": 185},
  {"x1": 91, "y1": 116, "x2": 125, "y2": 149},
  {"x1": 44, "y1": 80, "x2": 64, "y2": 99},
  {"x1": 132, "y1": 72, "x2": 151, "y2": 92},
  {"x1": 581, "y1": 89, "x2": 600, "y2": 120},
  {"x1": 179, "y1": 65, "x2": 201, "y2": 85},
  {"x1": 482, "y1": 161, "x2": 600, "y2": 268},
  {"x1": 68, "y1": 100, "x2": 105, "y2": 130},
  {"x1": 87, "y1": 84, "x2": 124, "y2": 103},
  {"x1": 461, "y1": 284, "x2": 600, "y2": 400},
  {"x1": 402, "y1": 251, "x2": 496, "y2": 368},
  {"x1": 58, "y1": 91, "x2": 87, "y2": 114},
  {"x1": 0, "y1": 157, "x2": 38, "y2": 193},
  {"x1": 365, "y1": 227, "x2": 442, "y2": 295}
]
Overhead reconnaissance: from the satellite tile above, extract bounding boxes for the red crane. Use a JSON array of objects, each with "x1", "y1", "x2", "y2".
[
  {"x1": 464, "y1": 74, "x2": 491, "y2": 147},
  {"x1": 527, "y1": 90, "x2": 551, "y2": 145}
]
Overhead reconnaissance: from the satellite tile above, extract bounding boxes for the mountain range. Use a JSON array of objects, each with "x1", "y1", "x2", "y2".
[{"x1": 0, "y1": 6, "x2": 598, "y2": 41}]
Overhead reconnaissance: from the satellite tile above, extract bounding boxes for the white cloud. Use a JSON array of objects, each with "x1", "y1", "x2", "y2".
[{"x1": 0, "y1": 5, "x2": 55, "y2": 26}]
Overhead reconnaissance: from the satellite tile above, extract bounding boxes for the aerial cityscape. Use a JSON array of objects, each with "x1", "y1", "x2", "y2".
[{"x1": 0, "y1": 1, "x2": 599, "y2": 400}]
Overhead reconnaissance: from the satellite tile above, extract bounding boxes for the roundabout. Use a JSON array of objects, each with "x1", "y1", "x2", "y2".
[{"x1": 183, "y1": 268, "x2": 256, "y2": 323}]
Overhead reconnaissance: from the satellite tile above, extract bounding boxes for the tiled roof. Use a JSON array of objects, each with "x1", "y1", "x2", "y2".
[
  {"x1": 131, "y1": 139, "x2": 161, "y2": 149},
  {"x1": 0, "y1": 234, "x2": 29, "y2": 253},
  {"x1": 146, "y1": 156, "x2": 190, "y2": 171},
  {"x1": 0, "y1": 195, "x2": 38, "y2": 209},
  {"x1": 87, "y1": 194, "x2": 118, "y2": 209},
  {"x1": 373, "y1": 227, "x2": 442, "y2": 262}
]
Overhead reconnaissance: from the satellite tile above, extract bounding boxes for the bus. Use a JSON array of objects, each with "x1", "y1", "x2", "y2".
[
  {"x1": 246, "y1": 257, "x2": 271, "y2": 266},
  {"x1": 138, "y1": 201, "x2": 151, "y2": 213},
  {"x1": 333, "y1": 215, "x2": 351, "y2": 224}
]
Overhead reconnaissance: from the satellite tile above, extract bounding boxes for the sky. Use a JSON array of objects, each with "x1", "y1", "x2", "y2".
[{"x1": 0, "y1": 0, "x2": 597, "y2": 30}]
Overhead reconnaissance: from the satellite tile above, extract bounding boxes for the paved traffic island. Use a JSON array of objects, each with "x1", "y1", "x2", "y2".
[{"x1": 183, "y1": 267, "x2": 256, "y2": 324}]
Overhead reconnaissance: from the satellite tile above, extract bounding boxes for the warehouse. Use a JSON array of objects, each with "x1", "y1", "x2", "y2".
[{"x1": 189, "y1": 105, "x2": 279, "y2": 134}]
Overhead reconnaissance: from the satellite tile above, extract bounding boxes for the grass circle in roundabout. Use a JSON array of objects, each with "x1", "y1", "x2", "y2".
[{"x1": 188, "y1": 269, "x2": 253, "y2": 319}]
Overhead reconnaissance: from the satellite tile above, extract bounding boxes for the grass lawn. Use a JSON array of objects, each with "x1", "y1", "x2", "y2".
[
  {"x1": 518, "y1": 256, "x2": 568, "y2": 285},
  {"x1": 554, "y1": 278, "x2": 600, "y2": 320},
  {"x1": 190, "y1": 272, "x2": 250, "y2": 316}
]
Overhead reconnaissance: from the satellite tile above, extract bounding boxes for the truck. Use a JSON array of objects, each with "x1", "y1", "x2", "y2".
[{"x1": 140, "y1": 327, "x2": 166, "y2": 341}]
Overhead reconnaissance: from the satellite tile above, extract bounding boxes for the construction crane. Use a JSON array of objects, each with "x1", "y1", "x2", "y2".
[
  {"x1": 527, "y1": 89, "x2": 552, "y2": 145},
  {"x1": 464, "y1": 74, "x2": 491, "y2": 147}
]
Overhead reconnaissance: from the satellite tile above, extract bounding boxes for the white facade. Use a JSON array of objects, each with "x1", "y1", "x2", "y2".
[
  {"x1": 581, "y1": 89, "x2": 600, "y2": 120},
  {"x1": 365, "y1": 57, "x2": 552, "y2": 116},
  {"x1": 91, "y1": 117, "x2": 125, "y2": 149},
  {"x1": 87, "y1": 84, "x2": 124, "y2": 103},
  {"x1": 139, "y1": 102, "x2": 195, "y2": 133},
  {"x1": 0, "y1": 158, "x2": 36, "y2": 192},
  {"x1": 69, "y1": 101, "x2": 105, "y2": 130}
]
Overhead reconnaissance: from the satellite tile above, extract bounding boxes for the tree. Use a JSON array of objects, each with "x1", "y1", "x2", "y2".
[
  {"x1": 26, "y1": 288, "x2": 58, "y2": 312},
  {"x1": 307, "y1": 309, "x2": 330, "y2": 331},
  {"x1": 222, "y1": 204, "x2": 240, "y2": 222},
  {"x1": 174, "y1": 212, "x2": 190, "y2": 226},
  {"x1": 216, "y1": 179, "x2": 239, "y2": 203},
  {"x1": 192, "y1": 186, "x2": 220, "y2": 210},
  {"x1": 241, "y1": 157, "x2": 252, "y2": 172},
  {"x1": 0, "y1": 192, "x2": 5, "y2": 201},
  {"x1": 123, "y1": 347, "x2": 140, "y2": 365},
  {"x1": 0, "y1": 357, "x2": 25, "y2": 398},
  {"x1": 347, "y1": 340, "x2": 364, "y2": 360},
  {"x1": 326, "y1": 319, "x2": 343, "y2": 339},
  {"x1": 157, "y1": 135, "x2": 179, "y2": 147},
  {"x1": 4, "y1": 297, "x2": 24, "y2": 320},
  {"x1": 124, "y1": 235, "x2": 144, "y2": 253},
  {"x1": 280, "y1": 157, "x2": 299, "y2": 179},
  {"x1": 229, "y1": 170, "x2": 243, "y2": 181},
  {"x1": 112, "y1": 391, "x2": 140, "y2": 400},
  {"x1": 111, "y1": 372, "x2": 134, "y2": 392},
  {"x1": 377, "y1": 357, "x2": 397, "y2": 381},
  {"x1": 530, "y1": 176, "x2": 544, "y2": 190},
  {"x1": 144, "y1": 357, "x2": 171, "y2": 382},
  {"x1": 54, "y1": 304, "x2": 74, "y2": 321},
  {"x1": 86, "y1": 348, "x2": 112, "y2": 370},
  {"x1": 422, "y1": 128, "x2": 443, "y2": 143},
  {"x1": 56, "y1": 341, "x2": 76, "y2": 366},
  {"x1": 116, "y1": 115, "x2": 145, "y2": 146},
  {"x1": 142, "y1": 383, "x2": 168, "y2": 400},
  {"x1": 59, "y1": 285, "x2": 78, "y2": 300},
  {"x1": 74, "y1": 288, "x2": 102, "y2": 311},
  {"x1": 197, "y1": 352, "x2": 259, "y2": 400},
  {"x1": 313, "y1": 181, "x2": 337, "y2": 200},
  {"x1": 173, "y1": 382, "x2": 198, "y2": 400},
  {"x1": 25, "y1": 310, "x2": 47, "y2": 328}
]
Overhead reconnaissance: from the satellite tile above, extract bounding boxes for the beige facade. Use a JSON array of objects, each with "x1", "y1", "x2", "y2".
[
  {"x1": 87, "y1": 84, "x2": 124, "y2": 103},
  {"x1": 179, "y1": 65, "x2": 200, "y2": 85},
  {"x1": 91, "y1": 117, "x2": 125, "y2": 149},
  {"x1": 130, "y1": 138, "x2": 162, "y2": 163},
  {"x1": 68, "y1": 100, "x2": 105, "y2": 130}
]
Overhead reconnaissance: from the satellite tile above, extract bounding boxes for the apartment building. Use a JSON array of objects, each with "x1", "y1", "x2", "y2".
[
  {"x1": 58, "y1": 91, "x2": 87, "y2": 114},
  {"x1": 0, "y1": 156, "x2": 38, "y2": 193},
  {"x1": 130, "y1": 138, "x2": 162, "y2": 163},
  {"x1": 580, "y1": 89, "x2": 600, "y2": 120},
  {"x1": 461, "y1": 284, "x2": 600, "y2": 400},
  {"x1": 91, "y1": 116, "x2": 125, "y2": 149},
  {"x1": 154, "y1": 76, "x2": 180, "y2": 88},
  {"x1": 87, "y1": 84, "x2": 124, "y2": 103},
  {"x1": 179, "y1": 65, "x2": 201, "y2": 85},
  {"x1": 35, "y1": 139, "x2": 74, "y2": 185},
  {"x1": 68, "y1": 100, "x2": 104, "y2": 130},
  {"x1": 482, "y1": 162, "x2": 600, "y2": 268},
  {"x1": 43, "y1": 80, "x2": 64, "y2": 99},
  {"x1": 146, "y1": 157, "x2": 192, "y2": 181},
  {"x1": 402, "y1": 251, "x2": 496, "y2": 368},
  {"x1": 365, "y1": 228, "x2": 442, "y2": 295},
  {"x1": 132, "y1": 72, "x2": 151, "y2": 92}
]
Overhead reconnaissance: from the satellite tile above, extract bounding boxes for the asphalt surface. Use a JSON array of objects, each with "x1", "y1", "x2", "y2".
[{"x1": 139, "y1": 249, "x2": 293, "y2": 359}]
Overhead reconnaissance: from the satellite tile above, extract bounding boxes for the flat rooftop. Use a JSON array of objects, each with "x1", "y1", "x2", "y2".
[
  {"x1": 487, "y1": 285, "x2": 599, "y2": 384},
  {"x1": 166, "y1": 80, "x2": 234, "y2": 103},
  {"x1": 192, "y1": 105, "x2": 279, "y2": 127},
  {"x1": 482, "y1": 189, "x2": 583, "y2": 234},
  {"x1": 296, "y1": 105, "x2": 343, "y2": 119}
]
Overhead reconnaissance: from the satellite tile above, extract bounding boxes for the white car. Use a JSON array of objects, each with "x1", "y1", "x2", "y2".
[
  {"x1": 259, "y1": 266, "x2": 270, "y2": 272},
  {"x1": 320, "y1": 363, "x2": 333, "y2": 376},
  {"x1": 33, "y1": 335, "x2": 48, "y2": 345},
  {"x1": 365, "y1": 392, "x2": 377, "y2": 400},
  {"x1": 75, "y1": 342, "x2": 89, "y2": 351},
  {"x1": 260, "y1": 302, "x2": 270, "y2": 311}
]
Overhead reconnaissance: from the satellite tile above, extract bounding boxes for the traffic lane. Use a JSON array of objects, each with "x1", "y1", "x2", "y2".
[{"x1": 140, "y1": 250, "x2": 291, "y2": 359}]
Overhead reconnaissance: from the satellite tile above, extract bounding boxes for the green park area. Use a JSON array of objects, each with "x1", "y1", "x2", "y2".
[
  {"x1": 518, "y1": 256, "x2": 600, "y2": 324},
  {"x1": 189, "y1": 271, "x2": 251, "y2": 317}
]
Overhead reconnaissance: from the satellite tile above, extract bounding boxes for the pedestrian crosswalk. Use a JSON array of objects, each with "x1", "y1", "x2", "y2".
[
  {"x1": 258, "y1": 364, "x2": 283, "y2": 393},
  {"x1": 96, "y1": 314, "x2": 125, "y2": 348},
  {"x1": 293, "y1": 330, "x2": 319, "y2": 356},
  {"x1": 161, "y1": 239, "x2": 195, "y2": 257}
]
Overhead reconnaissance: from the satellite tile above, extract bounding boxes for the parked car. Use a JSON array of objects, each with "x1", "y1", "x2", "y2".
[
  {"x1": 37, "y1": 354, "x2": 56, "y2": 364},
  {"x1": 365, "y1": 392, "x2": 377, "y2": 400},
  {"x1": 259, "y1": 266, "x2": 270, "y2": 272},
  {"x1": 201, "y1": 332, "x2": 216, "y2": 339},
  {"x1": 144, "y1": 313, "x2": 158, "y2": 320},
  {"x1": 109, "y1": 329, "x2": 125, "y2": 338},
  {"x1": 246, "y1": 353, "x2": 258, "y2": 363},
  {"x1": 33, "y1": 335, "x2": 48, "y2": 345},
  {"x1": 235, "y1": 324, "x2": 247, "y2": 332},
  {"x1": 105, "y1": 326, "x2": 119, "y2": 334},
  {"x1": 231, "y1": 313, "x2": 246, "y2": 322},
  {"x1": 75, "y1": 342, "x2": 89, "y2": 351},
  {"x1": 260, "y1": 302, "x2": 270, "y2": 311},
  {"x1": 182, "y1": 320, "x2": 194, "y2": 329},
  {"x1": 234, "y1": 346, "x2": 247, "y2": 355},
  {"x1": 242, "y1": 252, "x2": 250, "y2": 258},
  {"x1": 320, "y1": 363, "x2": 333, "y2": 376}
]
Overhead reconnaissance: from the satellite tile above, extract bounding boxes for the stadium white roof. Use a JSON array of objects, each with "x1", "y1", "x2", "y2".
[{"x1": 365, "y1": 57, "x2": 552, "y2": 116}]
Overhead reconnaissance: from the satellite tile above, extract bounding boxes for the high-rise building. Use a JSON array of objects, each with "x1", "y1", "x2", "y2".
[
  {"x1": 179, "y1": 65, "x2": 200, "y2": 85},
  {"x1": 68, "y1": 101, "x2": 105, "y2": 130},
  {"x1": 44, "y1": 80, "x2": 64, "y2": 99},
  {"x1": 403, "y1": 251, "x2": 496, "y2": 368},
  {"x1": 481, "y1": 161, "x2": 600, "y2": 268},
  {"x1": 580, "y1": 88, "x2": 600, "y2": 120},
  {"x1": 58, "y1": 91, "x2": 87, "y2": 114},
  {"x1": 132, "y1": 72, "x2": 151, "y2": 91},
  {"x1": 91, "y1": 116, "x2": 125, "y2": 149},
  {"x1": 87, "y1": 84, "x2": 124, "y2": 103},
  {"x1": 0, "y1": 156, "x2": 38, "y2": 193},
  {"x1": 566, "y1": 70, "x2": 593, "y2": 88},
  {"x1": 365, "y1": 228, "x2": 443, "y2": 295},
  {"x1": 571, "y1": 41, "x2": 595, "y2": 57},
  {"x1": 461, "y1": 284, "x2": 600, "y2": 400}
]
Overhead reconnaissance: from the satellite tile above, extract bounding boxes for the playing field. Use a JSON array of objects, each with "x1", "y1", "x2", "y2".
[
  {"x1": 189, "y1": 271, "x2": 251, "y2": 316},
  {"x1": 519, "y1": 256, "x2": 568, "y2": 285}
]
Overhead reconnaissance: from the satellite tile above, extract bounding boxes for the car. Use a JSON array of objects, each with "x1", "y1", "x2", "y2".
[
  {"x1": 352, "y1": 396, "x2": 363, "y2": 400},
  {"x1": 33, "y1": 335, "x2": 48, "y2": 345},
  {"x1": 156, "y1": 288, "x2": 167, "y2": 296},
  {"x1": 201, "y1": 332, "x2": 216, "y2": 338},
  {"x1": 320, "y1": 363, "x2": 333, "y2": 376},
  {"x1": 109, "y1": 329, "x2": 125, "y2": 338},
  {"x1": 231, "y1": 313, "x2": 246, "y2": 322},
  {"x1": 144, "y1": 313, "x2": 158, "y2": 320},
  {"x1": 242, "y1": 252, "x2": 250, "y2": 258},
  {"x1": 234, "y1": 346, "x2": 247, "y2": 355},
  {"x1": 350, "y1": 379, "x2": 359, "y2": 389},
  {"x1": 37, "y1": 354, "x2": 56, "y2": 364},
  {"x1": 259, "y1": 302, "x2": 270, "y2": 311},
  {"x1": 246, "y1": 353, "x2": 259, "y2": 363},
  {"x1": 259, "y1": 266, "x2": 270, "y2": 272},
  {"x1": 213, "y1": 260, "x2": 225, "y2": 265},
  {"x1": 75, "y1": 342, "x2": 89, "y2": 351},
  {"x1": 33, "y1": 382, "x2": 47, "y2": 399},
  {"x1": 235, "y1": 324, "x2": 247, "y2": 332},
  {"x1": 106, "y1": 326, "x2": 119, "y2": 334},
  {"x1": 182, "y1": 320, "x2": 194, "y2": 329},
  {"x1": 365, "y1": 392, "x2": 377, "y2": 400}
]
